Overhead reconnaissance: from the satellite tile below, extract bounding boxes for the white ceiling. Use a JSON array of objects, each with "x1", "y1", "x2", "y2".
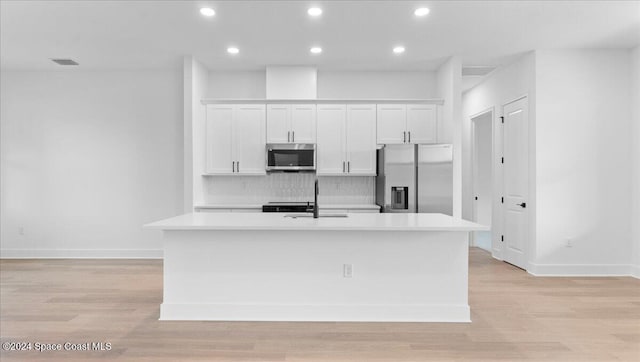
[{"x1": 1, "y1": 0, "x2": 639, "y2": 71}]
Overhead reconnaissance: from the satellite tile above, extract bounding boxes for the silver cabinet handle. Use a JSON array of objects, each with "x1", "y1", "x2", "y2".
[
  {"x1": 343, "y1": 161, "x2": 346, "y2": 173},
  {"x1": 408, "y1": 131, "x2": 411, "y2": 143},
  {"x1": 292, "y1": 131, "x2": 295, "y2": 142},
  {"x1": 232, "y1": 161, "x2": 235, "y2": 173},
  {"x1": 237, "y1": 161, "x2": 239, "y2": 173},
  {"x1": 403, "y1": 131, "x2": 406, "y2": 143},
  {"x1": 348, "y1": 161, "x2": 350, "y2": 173}
]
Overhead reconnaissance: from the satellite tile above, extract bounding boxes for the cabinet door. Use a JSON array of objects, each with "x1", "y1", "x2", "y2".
[
  {"x1": 376, "y1": 104, "x2": 406, "y2": 144},
  {"x1": 407, "y1": 104, "x2": 437, "y2": 144},
  {"x1": 316, "y1": 105, "x2": 347, "y2": 175},
  {"x1": 346, "y1": 104, "x2": 377, "y2": 175},
  {"x1": 291, "y1": 104, "x2": 316, "y2": 143},
  {"x1": 266, "y1": 104, "x2": 291, "y2": 143},
  {"x1": 234, "y1": 104, "x2": 266, "y2": 175},
  {"x1": 205, "y1": 105, "x2": 234, "y2": 174}
]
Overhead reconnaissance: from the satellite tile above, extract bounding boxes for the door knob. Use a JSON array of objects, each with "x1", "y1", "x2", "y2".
[{"x1": 518, "y1": 202, "x2": 527, "y2": 208}]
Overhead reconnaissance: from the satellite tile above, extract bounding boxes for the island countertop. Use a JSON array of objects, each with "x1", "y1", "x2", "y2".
[{"x1": 145, "y1": 212, "x2": 488, "y2": 232}]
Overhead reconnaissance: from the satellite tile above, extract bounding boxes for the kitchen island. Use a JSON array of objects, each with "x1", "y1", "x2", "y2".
[{"x1": 145, "y1": 212, "x2": 487, "y2": 322}]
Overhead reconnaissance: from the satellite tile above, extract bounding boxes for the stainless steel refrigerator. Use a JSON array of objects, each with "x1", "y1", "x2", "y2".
[{"x1": 375, "y1": 144, "x2": 453, "y2": 215}]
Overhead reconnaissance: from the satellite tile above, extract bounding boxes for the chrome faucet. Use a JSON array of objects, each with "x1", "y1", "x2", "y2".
[{"x1": 313, "y1": 177, "x2": 319, "y2": 219}]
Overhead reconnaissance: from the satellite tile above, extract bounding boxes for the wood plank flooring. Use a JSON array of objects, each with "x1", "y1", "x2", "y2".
[{"x1": 1, "y1": 248, "x2": 639, "y2": 361}]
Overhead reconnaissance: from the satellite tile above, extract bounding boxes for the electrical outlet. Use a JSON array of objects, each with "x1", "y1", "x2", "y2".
[
  {"x1": 343, "y1": 264, "x2": 353, "y2": 278},
  {"x1": 565, "y1": 238, "x2": 573, "y2": 248}
]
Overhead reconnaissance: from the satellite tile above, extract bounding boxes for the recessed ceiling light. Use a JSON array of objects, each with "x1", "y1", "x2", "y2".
[
  {"x1": 310, "y1": 47, "x2": 322, "y2": 54},
  {"x1": 414, "y1": 7, "x2": 430, "y2": 17},
  {"x1": 393, "y1": 46, "x2": 405, "y2": 54},
  {"x1": 308, "y1": 7, "x2": 322, "y2": 17},
  {"x1": 200, "y1": 7, "x2": 215, "y2": 17},
  {"x1": 227, "y1": 47, "x2": 239, "y2": 54}
]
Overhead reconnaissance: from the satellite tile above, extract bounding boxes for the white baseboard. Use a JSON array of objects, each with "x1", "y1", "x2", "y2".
[
  {"x1": 0, "y1": 249, "x2": 163, "y2": 259},
  {"x1": 160, "y1": 303, "x2": 471, "y2": 322},
  {"x1": 528, "y1": 262, "x2": 638, "y2": 278},
  {"x1": 631, "y1": 264, "x2": 640, "y2": 279}
]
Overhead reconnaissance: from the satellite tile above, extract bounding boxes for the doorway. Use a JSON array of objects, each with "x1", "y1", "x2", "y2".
[
  {"x1": 471, "y1": 109, "x2": 493, "y2": 252},
  {"x1": 502, "y1": 97, "x2": 529, "y2": 270}
]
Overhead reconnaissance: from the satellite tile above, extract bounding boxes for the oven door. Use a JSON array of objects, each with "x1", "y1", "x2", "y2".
[{"x1": 266, "y1": 144, "x2": 315, "y2": 171}]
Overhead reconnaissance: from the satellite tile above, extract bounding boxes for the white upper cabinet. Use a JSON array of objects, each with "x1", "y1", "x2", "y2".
[
  {"x1": 316, "y1": 105, "x2": 347, "y2": 175},
  {"x1": 234, "y1": 105, "x2": 267, "y2": 175},
  {"x1": 406, "y1": 104, "x2": 437, "y2": 144},
  {"x1": 265, "y1": 104, "x2": 290, "y2": 144},
  {"x1": 376, "y1": 104, "x2": 407, "y2": 144},
  {"x1": 291, "y1": 104, "x2": 316, "y2": 143},
  {"x1": 205, "y1": 105, "x2": 234, "y2": 174},
  {"x1": 266, "y1": 104, "x2": 316, "y2": 143},
  {"x1": 317, "y1": 104, "x2": 376, "y2": 176},
  {"x1": 205, "y1": 104, "x2": 266, "y2": 175},
  {"x1": 346, "y1": 105, "x2": 377, "y2": 175},
  {"x1": 376, "y1": 104, "x2": 438, "y2": 144}
]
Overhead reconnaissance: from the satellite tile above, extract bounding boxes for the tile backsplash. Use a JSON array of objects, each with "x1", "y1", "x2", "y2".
[{"x1": 202, "y1": 173, "x2": 375, "y2": 205}]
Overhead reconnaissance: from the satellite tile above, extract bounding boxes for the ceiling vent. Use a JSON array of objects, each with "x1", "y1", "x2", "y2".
[
  {"x1": 51, "y1": 58, "x2": 79, "y2": 66},
  {"x1": 462, "y1": 66, "x2": 495, "y2": 77}
]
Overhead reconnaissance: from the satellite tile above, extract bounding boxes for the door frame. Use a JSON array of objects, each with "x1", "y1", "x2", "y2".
[
  {"x1": 469, "y1": 107, "x2": 494, "y2": 250},
  {"x1": 499, "y1": 94, "x2": 529, "y2": 270}
]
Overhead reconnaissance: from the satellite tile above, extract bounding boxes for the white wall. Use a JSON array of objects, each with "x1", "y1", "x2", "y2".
[
  {"x1": 207, "y1": 71, "x2": 265, "y2": 99},
  {"x1": 436, "y1": 57, "x2": 462, "y2": 218},
  {"x1": 533, "y1": 50, "x2": 632, "y2": 273},
  {"x1": 629, "y1": 46, "x2": 640, "y2": 277},
  {"x1": 462, "y1": 52, "x2": 536, "y2": 257},
  {"x1": 205, "y1": 70, "x2": 437, "y2": 100},
  {"x1": 318, "y1": 71, "x2": 437, "y2": 99},
  {"x1": 0, "y1": 70, "x2": 182, "y2": 258},
  {"x1": 185, "y1": 57, "x2": 209, "y2": 208}
]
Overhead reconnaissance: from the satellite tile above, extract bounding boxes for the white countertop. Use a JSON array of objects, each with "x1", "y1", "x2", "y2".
[
  {"x1": 145, "y1": 212, "x2": 488, "y2": 232},
  {"x1": 194, "y1": 204, "x2": 381, "y2": 210}
]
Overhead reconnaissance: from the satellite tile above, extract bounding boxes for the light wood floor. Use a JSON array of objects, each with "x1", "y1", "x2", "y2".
[{"x1": 1, "y1": 248, "x2": 639, "y2": 361}]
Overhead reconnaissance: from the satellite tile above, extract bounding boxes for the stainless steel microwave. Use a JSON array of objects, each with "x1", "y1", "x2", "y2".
[{"x1": 266, "y1": 143, "x2": 316, "y2": 172}]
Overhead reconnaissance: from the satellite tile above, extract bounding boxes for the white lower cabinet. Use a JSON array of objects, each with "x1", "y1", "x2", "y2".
[
  {"x1": 317, "y1": 104, "x2": 376, "y2": 176},
  {"x1": 205, "y1": 104, "x2": 266, "y2": 175}
]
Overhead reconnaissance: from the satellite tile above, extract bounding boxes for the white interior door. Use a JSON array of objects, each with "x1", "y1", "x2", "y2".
[
  {"x1": 266, "y1": 104, "x2": 290, "y2": 143},
  {"x1": 376, "y1": 104, "x2": 406, "y2": 144},
  {"x1": 346, "y1": 104, "x2": 376, "y2": 175},
  {"x1": 317, "y1": 105, "x2": 346, "y2": 175},
  {"x1": 205, "y1": 104, "x2": 234, "y2": 174},
  {"x1": 472, "y1": 111, "x2": 493, "y2": 252},
  {"x1": 234, "y1": 104, "x2": 266, "y2": 175},
  {"x1": 502, "y1": 97, "x2": 528, "y2": 269},
  {"x1": 406, "y1": 104, "x2": 437, "y2": 144},
  {"x1": 291, "y1": 104, "x2": 316, "y2": 143}
]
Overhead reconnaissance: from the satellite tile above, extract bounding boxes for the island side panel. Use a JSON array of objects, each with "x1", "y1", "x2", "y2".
[{"x1": 161, "y1": 230, "x2": 469, "y2": 322}]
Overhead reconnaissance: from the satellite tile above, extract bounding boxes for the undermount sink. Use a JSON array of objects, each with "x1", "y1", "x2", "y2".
[{"x1": 284, "y1": 213, "x2": 348, "y2": 218}]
